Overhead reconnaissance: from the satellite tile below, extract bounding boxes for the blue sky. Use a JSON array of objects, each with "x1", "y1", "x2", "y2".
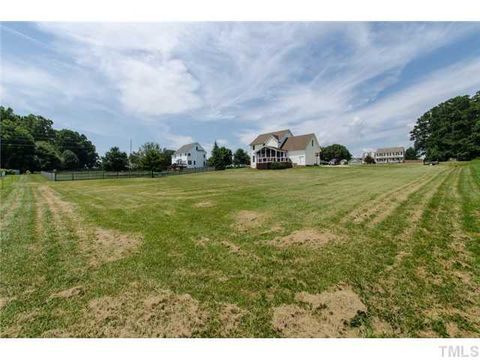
[{"x1": 1, "y1": 22, "x2": 479, "y2": 156}]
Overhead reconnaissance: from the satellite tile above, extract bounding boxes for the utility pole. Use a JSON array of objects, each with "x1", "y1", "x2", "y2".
[{"x1": 129, "y1": 138, "x2": 132, "y2": 173}]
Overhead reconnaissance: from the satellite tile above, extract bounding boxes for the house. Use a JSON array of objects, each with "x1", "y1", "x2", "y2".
[
  {"x1": 249, "y1": 129, "x2": 321, "y2": 168},
  {"x1": 374, "y1": 147, "x2": 405, "y2": 164},
  {"x1": 171, "y1": 142, "x2": 207, "y2": 168}
]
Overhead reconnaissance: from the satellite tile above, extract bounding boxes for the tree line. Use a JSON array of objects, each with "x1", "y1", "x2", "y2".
[
  {"x1": 410, "y1": 91, "x2": 480, "y2": 161},
  {"x1": 1, "y1": 107, "x2": 251, "y2": 173},
  {"x1": 1, "y1": 107, "x2": 98, "y2": 172}
]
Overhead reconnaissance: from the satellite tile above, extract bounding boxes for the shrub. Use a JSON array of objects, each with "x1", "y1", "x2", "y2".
[{"x1": 269, "y1": 162, "x2": 292, "y2": 170}]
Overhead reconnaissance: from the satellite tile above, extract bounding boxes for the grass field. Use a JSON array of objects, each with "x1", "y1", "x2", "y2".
[{"x1": 1, "y1": 162, "x2": 479, "y2": 337}]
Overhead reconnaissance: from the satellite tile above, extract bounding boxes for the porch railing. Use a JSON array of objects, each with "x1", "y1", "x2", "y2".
[{"x1": 256, "y1": 157, "x2": 290, "y2": 163}]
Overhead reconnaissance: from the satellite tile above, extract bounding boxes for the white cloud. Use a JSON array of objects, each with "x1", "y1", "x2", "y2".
[{"x1": 3, "y1": 22, "x2": 479, "y2": 155}]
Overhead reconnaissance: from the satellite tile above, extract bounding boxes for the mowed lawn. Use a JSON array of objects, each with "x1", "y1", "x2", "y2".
[{"x1": 1, "y1": 162, "x2": 479, "y2": 337}]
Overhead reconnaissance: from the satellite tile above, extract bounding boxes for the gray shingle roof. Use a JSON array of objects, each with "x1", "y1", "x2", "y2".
[
  {"x1": 175, "y1": 143, "x2": 205, "y2": 155},
  {"x1": 249, "y1": 129, "x2": 291, "y2": 146},
  {"x1": 376, "y1": 147, "x2": 405, "y2": 154},
  {"x1": 281, "y1": 134, "x2": 316, "y2": 151}
]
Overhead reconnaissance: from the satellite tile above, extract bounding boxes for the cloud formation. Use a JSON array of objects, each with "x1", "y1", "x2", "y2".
[{"x1": 2, "y1": 22, "x2": 479, "y2": 155}]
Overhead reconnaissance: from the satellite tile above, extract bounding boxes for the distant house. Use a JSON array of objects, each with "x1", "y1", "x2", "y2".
[
  {"x1": 171, "y1": 143, "x2": 207, "y2": 168},
  {"x1": 249, "y1": 129, "x2": 321, "y2": 168},
  {"x1": 374, "y1": 147, "x2": 405, "y2": 164}
]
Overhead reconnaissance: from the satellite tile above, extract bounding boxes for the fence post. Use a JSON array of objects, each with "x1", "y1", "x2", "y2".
[
  {"x1": 103, "y1": 170, "x2": 105, "y2": 179},
  {"x1": 151, "y1": 170, "x2": 154, "y2": 178},
  {"x1": 72, "y1": 172, "x2": 74, "y2": 181},
  {"x1": 54, "y1": 171, "x2": 57, "y2": 181}
]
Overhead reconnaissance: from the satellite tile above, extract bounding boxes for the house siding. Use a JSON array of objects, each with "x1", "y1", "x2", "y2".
[{"x1": 171, "y1": 144, "x2": 207, "y2": 168}]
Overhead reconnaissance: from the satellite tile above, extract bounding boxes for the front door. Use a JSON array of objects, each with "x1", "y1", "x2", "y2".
[{"x1": 299, "y1": 155, "x2": 305, "y2": 165}]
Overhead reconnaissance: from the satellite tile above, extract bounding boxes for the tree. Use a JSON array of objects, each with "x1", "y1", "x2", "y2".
[
  {"x1": 0, "y1": 117, "x2": 36, "y2": 172},
  {"x1": 0, "y1": 107, "x2": 99, "y2": 171},
  {"x1": 61, "y1": 150, "x2": 79, "y2": 170},
  {"x1": 405, "y1": 147, "x2": 418, "y2": 160},
  {"x1": 102, "y1": 147, "x2": 128, "y2": 171},
  {"x1": 219, "y1": 146, "x2": 233, "y2": 167},
  {"x1": 321, "y1": 144, "x2": 352, "y2": 162},
  {"x1": 208, "y1": 141, "x2": 232, "y2": 170},
  {"x1": 363, "y1": 154, "x2": 375, "y2": 164},
  {"x1": 410, "y1": 92, "x2": 480, "y2": 161},
  {"x1": 233, "y1": 148, "x2": 250, "y2": 166},
  {"x1": 140, "y1": 142, "x2": 163, "y2": 171},
  {"x1": 56, "y1": 129, "x2": 98, "y2": 168},
  {"x1": 35, "y1": 141, "x2": 62, "y2": 170}
]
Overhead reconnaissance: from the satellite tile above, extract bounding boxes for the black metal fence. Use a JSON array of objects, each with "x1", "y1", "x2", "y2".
[{"x1": 41, "y1": 167, "x2": 215, "y2": 181}]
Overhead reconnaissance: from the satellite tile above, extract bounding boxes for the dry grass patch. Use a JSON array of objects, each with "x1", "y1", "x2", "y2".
[
  {"x1": 193, "y1": 200, "x2": 215, "y2": 208},
  {"x1": 80, "y1": 287, "x2": 208, "y2": 337},
  {"x1": 89, "y1": 229, "x2": 141, "y2": 265},
  {"x1": 270, "y1": 229, "x2": 338, "y2": 248},
  {"x1": 0, "y1": 297, "x2": 8, "y2": 310},
  {"x1": 50, "y1": 286, "x2": 84, "y2": 299},
  {"x1": 272, "y1": 284, "x2": 367, "y2": 337},
  {"x1": 233, "y1": 210, "x2": 266, "y2": 231},
  {"x1": 219, "y1": 304, "x2": 248, "y2": 337}
]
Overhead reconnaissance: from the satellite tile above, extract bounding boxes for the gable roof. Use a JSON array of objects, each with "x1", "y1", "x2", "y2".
[
  {"x1": 281, "y1": 134, "x2": 316, "y2": 151},
  {"x1": 376, "y1": 147, "x2": 405, "y2": 153},
  {"x1": 249, "y1": 129, "x2": 292, "y2": 145},
  {"x1": 175, "y1": 142, "x2": 205, "y2": 155}
]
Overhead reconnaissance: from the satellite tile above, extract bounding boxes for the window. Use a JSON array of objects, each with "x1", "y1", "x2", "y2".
[
  {"x1": 194, "y1": 161, "x2": 196, "y2": 165},
  {"x1": 188, "y1": 153, "x2": 191, "y2": 156},
  {"x1": 188, "y1": 160, "x2": 192, "y2": 165},
  {"x1": 253, "y1": 145, "x2": 255, "y2": 150},
  {"x1": 312, "y1": 140, "x2": 314, "y2": 146},
  {"x1": 253, "y1": 156, "x2": 255, "y2": 162},
  {"x1": 196, "y1": 146, "x2": 198, "y2": 151},
  {"x1": 203, "y1": 154, "x2": 206, "y2": 158}
]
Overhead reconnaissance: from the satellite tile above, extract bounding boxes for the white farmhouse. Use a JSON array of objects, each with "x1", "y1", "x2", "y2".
[
  {"x1": 374, "y1": 147, "x2": 405, "y2": 164},
  {"x1": 249, "y1": 129, "x2": 321, "y2": 168},
  {"x1": 171, "y1": 143, "x2": 207, "y2": 168}
]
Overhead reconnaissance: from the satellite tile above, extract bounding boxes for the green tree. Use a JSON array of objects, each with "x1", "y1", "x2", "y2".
[
  {"x1": 35, "y1": 141, "x2": 62, "y2": 170},
  {"x1": 56, "y1": 129, "x2": 98, "y2": 168},
  {"x1": 102, "y1": 147, "x2": 128, "y2": 171},
  {"x1": 61, "y1": 149, "x2": 79, "y2": 170},
  {"x1": 233, "y1": 148, "x2": 250, "y2": 166},
  {"x1": 405, "y1": 147, "x2": 418, "y2": 160},
  {"x1": 208, "y1": 141, "x2": 232, "y2": 170},
  {"x1": 321, "y1": 144, "x2": 352, "y2": 162},
  {"x1": 140, "y1": 142, "x2": 163, "y2": 171},
  {"x1": 1, "y1": 107, "x2": 99, "y2": 171},
  {"x1": 0, "y1": 118, "x2": 36, "y2": 172},
  {"x1": 410, "y1": 92, "x2": 480, "y2": 161},
  {"x1": 363, "y1": 154, "x2": 375, "y2": 164}
]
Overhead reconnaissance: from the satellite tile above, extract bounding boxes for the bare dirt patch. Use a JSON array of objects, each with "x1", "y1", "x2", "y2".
[
  {"x1": 371, "y1": 317, "x2": 399, "y2": 336},
  {"x1": 233, "y1": 210, "x2": 266, "y2": 231},
  {"x1": 270, "y1": 229, "x2": 338, "y2": 248},
  {"x1": 50, "y1": 286, "x2": 84, "y2": 299},
  {"x1": 83, "y1": 288, "x2": 208, "y2": 337},
  {"x1": 219, "y1": 304, "x2": 247, "y2": 337},
  {"x1": 272, "y1": 284, "x2": 367, "y2": 337}
]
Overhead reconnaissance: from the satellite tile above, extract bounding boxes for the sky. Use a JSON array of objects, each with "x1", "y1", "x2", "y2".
[{"x1": 1, "y1": 22, "x2": 479, "y2": 156}]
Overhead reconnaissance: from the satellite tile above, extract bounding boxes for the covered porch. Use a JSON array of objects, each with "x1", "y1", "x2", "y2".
[{"x1": 255, "y1": 147, "x2": 289, "y2": 164}]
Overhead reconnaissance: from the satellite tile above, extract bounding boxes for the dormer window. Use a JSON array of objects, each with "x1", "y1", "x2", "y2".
[
  {"x1": 311, "y1": 140, "x2": 314, "y2": 146},
  {"x1": 253, "y1": 145, "x2": 255, "y2": 150}
]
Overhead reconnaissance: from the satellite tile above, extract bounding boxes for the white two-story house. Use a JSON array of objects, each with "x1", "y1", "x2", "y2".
[
  {"x1": 249, "y1": 129, "x2": 321, "y2": 168},
  {"x1": 171, "y1": 142, "x2": 207, "y2": 168},
  {"x1": 375, "y1": 147, "x2": 405, "y2": 164}
]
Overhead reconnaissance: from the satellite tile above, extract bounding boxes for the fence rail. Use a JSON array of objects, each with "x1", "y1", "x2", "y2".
[{"x1": 41, "y1": 167, "x2": 215, "y2": 181}]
